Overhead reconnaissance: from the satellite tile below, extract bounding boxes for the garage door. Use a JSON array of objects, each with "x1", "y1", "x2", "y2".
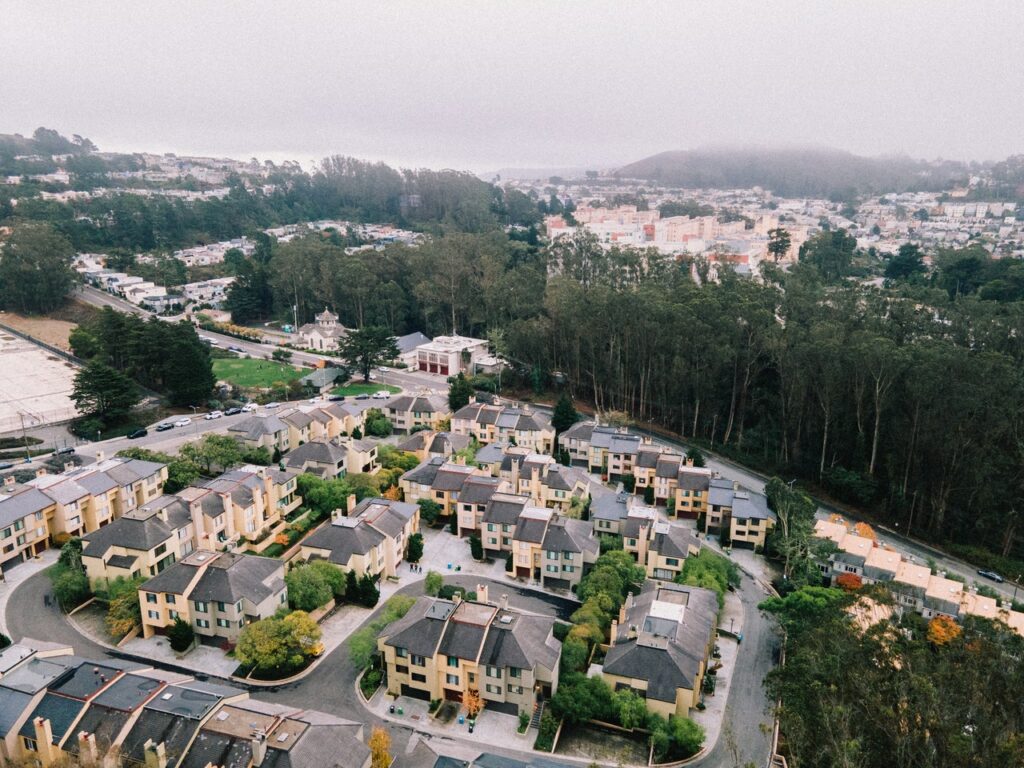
[{"x1": 400, "y1": 684, "x2": 431, "y2": 702}]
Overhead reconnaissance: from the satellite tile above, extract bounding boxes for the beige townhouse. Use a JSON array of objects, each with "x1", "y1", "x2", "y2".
[{"x1": 384, "y1": 394, "x2": 452, "y2": 434}]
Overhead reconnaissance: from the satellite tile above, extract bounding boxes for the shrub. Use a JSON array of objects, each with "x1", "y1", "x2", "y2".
[
  {"x1": 51, "y1": 566, "x2": 91, "y2": 610},
  {"x1": 469, "y1": 533, "x2": 483, "y2": 560},
  {"x1": 622, "y1": 474, "x2": 636, "y2": 493},
  {"x1": 534, "y1": 711, "x2": 559, "y2": 752},
  {"x1": 518, "y1": 711, "x2": 530, "y2": 733},
  {"x1": 643, "y1": 486, "x2": 655, "y2": 505},
  {"x1": 425, "y1": 570, "x2": 444, "y2": 596},
  {"x1": 418, "y1": 499, "x2": 442, "y2": 527},
  {"x1": 235, "y1": 611, "x2": 322, "y2": 676},
  {"x1": 360, "y1": 667, "x2": 383, "y2": 698},
  {"x1": 0, "y1": 632, "x2": 11, "y2": 650},
  {"x1": 286, "y1": 564, "x2": 334, "y2": 611},
  {"x1": 406, "y1": 533, "x2": 424, "y2": 563}
]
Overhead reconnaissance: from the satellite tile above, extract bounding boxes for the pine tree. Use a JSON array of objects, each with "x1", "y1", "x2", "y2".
[{"x1": 551, "y1": 393, "x2": 579, "y2": 435}]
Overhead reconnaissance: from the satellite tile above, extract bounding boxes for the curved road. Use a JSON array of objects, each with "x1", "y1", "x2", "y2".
[{"x1": 6, "y1": 565, "x2": 776, "y2": 768}]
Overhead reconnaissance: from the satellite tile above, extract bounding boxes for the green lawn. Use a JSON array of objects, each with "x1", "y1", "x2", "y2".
[
  {"x1": 331, "y1": 382, "x2": 401, "y2": 397},
  {"x1": 213, "y1": 358, "x2": 303, "y2": 389}
]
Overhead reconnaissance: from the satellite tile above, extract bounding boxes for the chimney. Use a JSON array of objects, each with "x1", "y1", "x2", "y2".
[
  {"x1": 499, "y1": 594, "x2": 509, "y2": 611},
  {"x1": 476, "y1": 584, "x2": 488, "y2": 605},
  {"x1": 346, "y1": 493, "x2": 357, "y2": 515},
  {"x1": 4, "y1": 475, "x2": 15, "y2": 488},
  {"x1": 685, "y1": 457, "x2": 693, "y2": 467},
  {"x1": 35, "y1": 468, "x2": 47, "y2": 478},
  {"x1": 33, "y1": 717, "x2": 56, "y2": 765},
  {"x1": 610, "y1": 619, "x2": 618, "y2": 644},
  {"x1": 77, "y1": 731, "x2": 99, "y2": 765},
  {"x1": 251, "y1": 731, "x2": 267, "y2": 767},
  {"x1": 64, "y1": 462, "x2": 75, "y2": 473},
  {"x1": 96, "y1": 450, "x2": 105, "y2": 462},
  {"x1": 143, "y1": 739, "x2": 168, "y2": 768}
]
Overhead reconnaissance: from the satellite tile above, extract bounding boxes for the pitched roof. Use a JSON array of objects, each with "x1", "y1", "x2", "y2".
[
  {"x1": 81, "y1": 507, "x2": 176, "y2": 557},
  {"x1": 542, "y1": 517, "x2": 598, "y2": 556},
  {"x1": 228, "y1": 414, "x2": 288, "y2": 440},
  {"x1": 401, "y1": 457, "x2": 444, "y2": 486},
  {"x1": 481, "y1": 493, "x2": 530, "y2": 525}
]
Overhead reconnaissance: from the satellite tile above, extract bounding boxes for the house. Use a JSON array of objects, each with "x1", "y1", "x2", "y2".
[
  {"x1": 673, "y1": 466, "x2": 713, "y2": 519},
  {"x1": 138, "y1": 550, "x2": 287, "y2": 642},
  {"x1": 227, "y1": 414, "x2": 291, "y2": 455},
  {"x1": 400, "y1": 458, "x2": 483, "y2": 517},
  {"x1": 322, "y1": 401, "x2": 370, "y2": 437},
  {"x1": 397, "y1": 430, "x2": 472, "y2": 461},
  {"x1": 299, "y1": 497, "x2": 420, "y2": 580},
  {"x1": 284, "y1": 439, "x2": 349, "y2": 479},
  {"x1": 507, "y1": 507, "x2": 598, "y2": 592},
  {"x1": 342, "y1": 436, "x2": 380, "y2": 475},
  {"x1": 451, "y1": 403, "x2": 555, "y2": 454},
  {"x1": 81, "y1": 503, "x2": 187, "y2": 588},
  {"x1": 298, "y1": 367, "x2": 346, "y2": 395},
  {"x1": 377, "y1": 586, "x2": 561, "y2": 715},
  {"x1": 0, "y1": 483, "x2": 55, "y2": 572},
  {"x1": 297, "y1": 307, "x2": 347, "y2": 352},
  {"x1": 602, "y1": 581, "x2": 718, "y2": 718},
  {"x1": 497, "y1": 450, "x2": 590, "y2": 512},
  {"x1": 479, "y1": 493, "x2": 531, "y2": 556},
  {"x1": 395, "y1": 331, "x2": 432, "y2": 369},
  {"x1": 643, "y1": 523, "x2": 702, "y2": 581},
  {"x1": 454, "y1": 476, "x2": 506, "y2": 538},
  {"x1": 701, "y1": 480, "x2": 774, "y2": 550},
  {"x1": 411, "y1": 335, "x2": 489, "y2": 376},
  {"x1": 384, "y1": 394, "x2": 452, "y2": 434},
  {"x1": 279, "y1": 408, "x2": 316, "y2": 448}
]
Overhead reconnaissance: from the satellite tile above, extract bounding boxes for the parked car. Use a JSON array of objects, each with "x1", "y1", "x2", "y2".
[
  {"x1": 328, "y1": 394, "x2": 345, "y2": 401},
  {"x1": 224, "y1": 407, "x2": 242, "y2": 416},
  {"x1": 355, "y1": 394, "x2": 370, "y2": 400},
  {"x1": 264, "y1": 402, "x2": 280, "y2": 409},
  {"x1": 977, "y1": 569, "x2": 1004, "y2": 583},
  {"x1": 241, "y1": 403, "x2": 258, "y2": 412},
  {"x1": 378, "y1": 366, "x2": 390, "y2": 372},
  {"x1": 155, "y1": 422, "x2": 175, "y2": 432},
  {"x1": 55, "y1": 447, "x2": 75, "y2": 456},
  {"x1": 174, "y1": 417, "x2": 191, "y2": 427},
  {"x1": 204, "y1": 410, "x2": 223, "y2": 420},
  {"x1": 127, "y1": 428, "x2": 148, "y2": 439},
  {"x1": 0, "y1": 462, "x2": 14, "y2": 470},
  {"x1": 372, "y1": 390, "x2": 391, "y2": 399},
  {"x1": 228, "y1": 345, "x2": 244, "y2": 353}
]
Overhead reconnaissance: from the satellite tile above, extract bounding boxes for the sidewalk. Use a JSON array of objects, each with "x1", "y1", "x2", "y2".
[{"x1": 0, "y1": 549, "x2": 58, "y2": 635}]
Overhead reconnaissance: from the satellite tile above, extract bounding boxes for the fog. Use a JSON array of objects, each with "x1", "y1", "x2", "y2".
[{"x1": 2, "y1": 1, "x2": 1022, "y2": 170}]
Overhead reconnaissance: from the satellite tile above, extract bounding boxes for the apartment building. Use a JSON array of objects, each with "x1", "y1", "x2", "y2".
[
  {"x1": 454, "y1": 476, "x2": 506, "y2": 538},
  {"x1": 673, "y1": 466, "x2": 713, "y2": 519},
  {"x1": 602, "y1": 582, "x2": 718, "y2": 718},
  {"x1": 511, "y1": 508, "x2": 598, "y2": 592},
  {"x1": 400, "y1": 457, "x2": 482, "y2": 517},
  {"x1": 300, "y1": 497, "x2": 419, "y2": 580},
  {"x1": 228, "y1": 414, "x2": 291, "y2": 454},
  {"x1": 451, "y1": 403, "x2": 555, "y2": 454},
  {"x1": 397, "y1": 430, "x2": 472, "y2": 461},
  {"x1": 139, "y1": 550, "x2": 286, "y2": 643},
  {"x1": 284, "y1": 439, "x2": 349, "y2": 478},
  {"x1": 384, "y1": 394, "x2": 452, "y2": 434},
  {"x1": 701, "y1": 480, "x2": 774, "y2": 550},
  {"x1": 378, "y1": 587, "x2": 561, "y2": 715},
  {"x1": 493, "y1": 449, "x2": 591, "y2": 512},
  {"x1": 412, "y1": 335, "x2": 489, "y2": 376},
  {"x1": 479, "y1": 493, "x2": 531, "y2": 557},
  {"x1": 81, "y1": 500, "x2": 189, "y2": 588}
]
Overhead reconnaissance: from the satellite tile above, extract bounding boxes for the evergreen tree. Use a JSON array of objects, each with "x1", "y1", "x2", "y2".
[
  {"x1": 448, "y1": 373, "x2": 475, "y2": 411},
  {"x1": 551, "y1": 393, "x2": 580, "y2": 435},
  {"x1": 72, "y1": 360, "x2": 140, "y2": 421},
  {"x1": 358, "y1": 573, "x2": 380, "y2": 607},
  {"x1": 0, "y1": 222, "x2": 75, "y2": 313}
]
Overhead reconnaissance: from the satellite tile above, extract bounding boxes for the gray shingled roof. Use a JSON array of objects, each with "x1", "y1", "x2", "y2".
[
  {"x1": 303, "y1": 520, "x2": 386, "y2": 567},
  {"x1": 481, "y1": 494, "x2": 529, "y2": 525},
  {"x1": 19, "y1": 692, "x2": 85, "y2": 743},
  {"x1": 228, "y1": 415, "x2": 288, "y2": 440},
  {"x1": 81, "y1": 509, "x2": 176, "y2": 557},
  {"x1": 0, "y1": 487, "x2": 54, "y2": 527},
  {"x1": 285, "y1": 440, "x2": 347, "y2": 469},
  {"x1": 542, "y1": 518, "x2": 598, "y2": 556},
  {"x1": 188, "y1": 553, "x2": 284, "y2": 605},
  {"x1": 401, "y1": 457, "x2": 444, "y2": 486}
]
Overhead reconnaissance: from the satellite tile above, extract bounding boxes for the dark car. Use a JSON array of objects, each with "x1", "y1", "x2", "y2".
[
  {"x1": 224, "y1": 407, "x2": 242, "y2": 416},
  {"x1": 0, "y1": 462, "x2": 13, "y2": 470},
  {"x1": 977, "y1": 569, "x2": 1004, "y2": 583},
  {"x1": 55, "y1": 446, "x2": 75, "y2": 456},
  {"x1": 155, "y1": 422, "x2": 174, "y2": 432},
  {"x1": 355, "y1": 394, "x2": 369, "y2": 400},
  {"x1": 127, "y1": 428, "x2": 148, "y2": 439},
  {"x1": 228, "y1": 345, "x2": 244, "y2": 353},
  {"x1": 328, "y1": 394, "x2": 345, "y2": 401}
]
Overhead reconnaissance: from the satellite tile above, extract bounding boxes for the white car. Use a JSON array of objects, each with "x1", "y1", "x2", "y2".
[
  {"x1": 372, "y1": 390, "x2": 391, "y2": 399},
  {"x1": 378, "y1": 366, "x2": 389, "y2": 372},
  {"x1": 204, "y1": 410, "x2": 223, "y2": 420},
  {"x1": 241, "y1": 403, "x2": 258, "y2": 412},
  {"x1": 173, "y1": 417, "x2": 192, "y2": 427},
  {"x1": 264, "y1": 402, "x2": 280, "y2": 409}
]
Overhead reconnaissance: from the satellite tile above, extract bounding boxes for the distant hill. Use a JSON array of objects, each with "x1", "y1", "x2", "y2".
[
  {"x1": 481, "y1": 167, "x2": 595, "y2": 182},
  {"x1": 615, "y1": 146, "x2": 972, "y2": 199}
]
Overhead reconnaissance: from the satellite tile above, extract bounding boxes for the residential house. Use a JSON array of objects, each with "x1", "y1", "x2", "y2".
[
  {"x1": 81, "y1": 503, "x2": 188, "y2": 588},
  {"x1": 378, "y1": 587, "x2": 561, "y2": 715},
  {"x1": 397, "y1": 430, "x2": 472, "y2": 461},
  {"x1": 643, "y1": 523, "x2": 702, "y2": 581},
  {"x1": 285, "y1": 439, "x2": 349, "y2": 479},
  {"x1": 509, "y1": 507, "x2": 598, "y2": 592},
  {"x1": 673, "y1": 466, "x2": 713, "y2": 520},
  {"x1": 384, "y1": 394, "x2": 452, "y2": 434},
  {"x1": 0, "y1": 483, "x2": 54, "y2": 573},
  {"x1": 298, "y1": 367, "x2": 346, "y2": 395},
  {"x1": 297, "y1": 307, "x2": 347, "y2": 352},
  {"x1": 279, "y1": 408, "x2": 316, "y2": 448},
  {"x1": 454, "y1": 475, "x2": 506, "y2": 538},
  {"x1": 479, "y1": 493, "x2": 531, "y2": 557},
  {"x1": 322, "y1": 401, "x2": 369, "y2": 437},
  {"x1": 602, "y1": 582, "x2": 718, "y2": 718},
  {"x1": 228, "y1": 414, "x2": 291, "y2": 455},
  {"x1": 590, "y1": 491, "x2": 635, "y2": 537},
  {"x1": 701, "y1": 480, "x2": 774, "y2": 550},
  {"x1": 400, "y1": 458, "x2": 482, "y2": 517},
  {"x1": 299, "y1": 497, "x2": 420, "y2": 580},
  {"x1": 139, "y1": 551, "x2": 287, "y2": 642},
  {"x1": 341, "y1": 436, "x2": 380, "y2": 475},
  {"x1": 489, "y1": 448, "x2": 590, "y2": 512},
  {"x1": 451, "y1": 403, "x2": 555, "y2": 454}
]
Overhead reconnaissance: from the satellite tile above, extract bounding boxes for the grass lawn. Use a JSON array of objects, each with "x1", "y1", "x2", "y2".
[
  {"x1": 331, "y1": 381, "x2": 401, "y2": 397},
  {"x1": 213, "y1": 358, "x2": 303, "y2": 389}
]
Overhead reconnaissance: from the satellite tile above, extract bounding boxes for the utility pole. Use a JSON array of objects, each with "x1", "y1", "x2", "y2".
[{"x1": 18, "y1": 413, "x2": 30, "y2": 462}]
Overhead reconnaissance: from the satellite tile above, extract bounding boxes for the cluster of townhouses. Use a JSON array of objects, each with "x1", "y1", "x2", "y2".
[
  {"x1": 74, "y1": 255, "x2": 236, "y2": 311},
  {"x1": 0, "y1": 643, "x2": 371, "y2": 767},
  {"x1": 813, "y1": 519, "x2": 1024, "y2": 636},
  {"x1": 558, "y1": 421, "x2": 775, "y2": 550}
]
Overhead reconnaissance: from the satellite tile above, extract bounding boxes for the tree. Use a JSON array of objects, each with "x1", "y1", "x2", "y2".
[
  {"x1": 884, "y1": 243, "x2": 925, "y2": 281},
  {"x1": 286, "y1": 564, "x2": 334, "y2": 611},
  {"x1": 463, "y1": 688, "x2": 484, "y2": 719},
  {"x1": 406, "y1": 532, "x2": 424, "y2": 563},
  {"x1": 337, "y1": 326, "x2": 400, "y2": 382},
  {"x1": 469, "y1": 533, "x2": 483, "y2": 560},
  {"x1": 306, "y1": 560, "x2": 346, "y2": 600},
  {"x1": 767, "y1": 227, "x2": 792, "y2": 262},
  {"x1": 364, "y1": 408, "x2": 393, "y2": 437},
  {"x1": 835, "y1": 572, "x2": 863, "y2": 591},
  {"x1": 418, "y1": 498, "x2": 442, "y2": 527},
  {"x1": 424, "y1": 570, "x2": 443, "y2": 596},
  {"x1": 72, "y1": 360, "x2": 140, "y2": 421},
  {"x1": 58, "y1": 538, "x2": 83, "y2": 572},
  {"x1": 764, "y1": 477, "x2": 818, "y2": 583},
  {"x1": 448, "y1": 373, "x2": 475, "y2": 411},
  {"x1": 358, "y1": 573, "x2": 380, "y2": 607},
  {"x1": 799, "y1": 228, "x2": 857, "y2": 281},
  {"x1": 551, "y1": 393, "x2": 580, "y2": 435},
  {"x1": 105, "y1": 577, "x2": 144, "y2": 638},
  {"x1": 179, "y1": 434, "x2": 243, "y2": 474},
  {"x1": 686, "y1": 447, "x2": 706, "y2": 468},
  {"x1": 235, "y1": 611, "x2": 322, "y2": 674},
  {"x1": 927, "y1": 614, "x2": 962, "y2": 646},
  {"x1": 51, "y1": 567, "x2": 90, "y2": 609},
  {"x1": 0, "y1": 222, "x2": 75, "y2": 313},
  {"x1": 368, "y1": 726, "x2": 392, "y2": 768},
  {"x1": 167, "y1": 616, "x2": 195, "y2": 652}
]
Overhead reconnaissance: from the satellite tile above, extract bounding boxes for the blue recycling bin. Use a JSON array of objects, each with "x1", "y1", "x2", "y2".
[{"x1": 458, "y1": 714, "x2": 465, "y2": 725}]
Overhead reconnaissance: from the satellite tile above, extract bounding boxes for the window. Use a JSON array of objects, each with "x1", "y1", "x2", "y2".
[
  {"x1": 447, "y1": 655, "x2": 459, "y2": 668},
  {"x1": 167, "y1": 594, "x2": 176, "y2": 604},
  {"x1": 1, "y1": 528, "x2": 9, "y2": 539},
  {"x1": 412, "y1": 673, "x2": 427, "y2": 683},
  {"x1": 146, "y1": 593, "x2": 158, "y2": 604},
  {"x1": 627, "y1": 538, "x2": 636, "y2": 546},
  {"x1": 280, "y1": 593, "x2": 287, "y2": 603},
  {"x1": 194, "y1": 601, "x2": 208, "y2": 613},
  {"x1": 34, "y1": 510, "x2": 44, "y2": 521},
  {"x1": 666, "y1": 558, "x2": 679, "y2": 567},
  {"x1": 16, "y1": 534, "x2": 25, "y2": 546},
  {"x1": 564, "y1": 552, "x2": 574, "y2": 560},
  {"x1": 502, "y1": 537, "x2": 510, "y2": 546},
  {"x1": 509, "y1": 667, "x2": 521, "y2": 678},
  {"x1": 546, "y1": 551, "x2": 558, "y2": 560},
  {"x1": 169, "y1": 610, "x2": 179, "y2": 619},
  {"x1": 562, "y1": 565, "x2": 575, "y2": 573},
  {"x1": 487, "y1": 523, "x2": 496, "y2": 532},
  {"x1": 411, "y1": 654, "x2": 425, "y2": 667},
  {"x1": 486, "y1": 665, "x2": 501, "y2": 678},
  {"x1": 196, "y1": 619, "x2": 210, "y2": 628},
  {"x1": 217, "y1": 618, "x2": 230, "y2": 628},
  {"x1": 14, "y1": 520, "x2": 24, "y2": 531},
  {"x1": 506, "y1": 684, "x2": 523, "y2": 695},
  {"x1": 148, "y1": 610, "x2": 160, "y2": 620},
  {"x1": 546, "y1": 565, "x2": 558, "y2": 573},
  {"x1": 485, "y1": 683, "x2": 500, "y2": 694},
  {"x1": 154, "y1": 543, "x2": 167, "y2": 557},
  {"x1": 396, "y1": 665, "x2": 409, "y2": 675},
  {"x1": 216, "y1": 601, "x2": 226, "y2": 612},
  {"x1": 446, "y1": 674, "x2": 459, "y2": 685},
  {"x1": 501, "y1": 524, "x2": 510, "y2": 533},
  {"x1": 22, "y1": 737, "x2": 37, "y2": 752}
]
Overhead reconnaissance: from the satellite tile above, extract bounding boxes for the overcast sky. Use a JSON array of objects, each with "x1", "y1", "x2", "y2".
[{"x1": 2, "y1": 1, "x2": 1023, "y2": 172}]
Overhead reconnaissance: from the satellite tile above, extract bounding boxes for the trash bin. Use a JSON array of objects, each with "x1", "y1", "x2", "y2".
[
  {"x1": 397, "y1": 706, "x2": 403, "y2": 716},
  {"x1": 468, "y1": 722, "x2": 475, "y2": 734},
  {"x1": 389, "y1": 704, "x2": 395, "y2": 714},
  {"x1": 458, "y1": 714, "x2": 465, "y2": 725}
]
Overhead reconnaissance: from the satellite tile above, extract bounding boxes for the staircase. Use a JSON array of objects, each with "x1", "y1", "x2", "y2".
[{"x1": 530, "y1": 699, "x2": 545, "y2": 730}]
